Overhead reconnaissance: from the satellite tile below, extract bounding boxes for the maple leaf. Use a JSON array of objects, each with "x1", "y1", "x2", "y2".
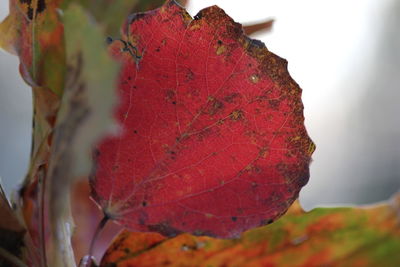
[
  {"x1": 100, "y1": 192, "x2": 400, "y2": 267},
  {"x1": 91, "y1": 0, "x2": 315, "y2": 238}
]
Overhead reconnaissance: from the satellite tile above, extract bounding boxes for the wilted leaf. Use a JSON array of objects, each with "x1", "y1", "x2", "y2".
[
  {"x1": 0, "y1": 5, "x2": 66, "y2": 260},
  {"x1": 0, "y1": 2, "x2": 65, "y2": 208},
  {"x1": 100, "y1": 193, "x2": 400, "y2": 267},
  {"x1": 0, "y1": 0, "x2": 65, "y2": 95},
  {"x1": 91, "y1": 0, "x2": 314, "y2": 238}
]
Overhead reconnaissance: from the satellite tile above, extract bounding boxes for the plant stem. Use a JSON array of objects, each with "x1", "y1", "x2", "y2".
[
  {"x1": 88, "y1": 214, "x2": 109, "y2": 260},
  {"x1": 38, "y1": 166, "x2": 48, "y2": 267}
]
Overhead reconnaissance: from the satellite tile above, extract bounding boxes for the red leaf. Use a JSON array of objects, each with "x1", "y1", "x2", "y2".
[{"x1": 91, "y1": 0, "x2": 314, "y2": 238}]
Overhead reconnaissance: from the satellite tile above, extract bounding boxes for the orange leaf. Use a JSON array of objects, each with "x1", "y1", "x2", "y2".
[{"x1": 101, "y1": 193, "x2": 400, "y2": 266}]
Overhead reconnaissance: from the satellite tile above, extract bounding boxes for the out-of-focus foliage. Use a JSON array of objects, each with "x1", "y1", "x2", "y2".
[{"x1": 102, "y1": 194, "x2": 400, "y2": 267}]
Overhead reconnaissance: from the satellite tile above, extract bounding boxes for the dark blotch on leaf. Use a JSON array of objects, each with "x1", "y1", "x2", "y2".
[
  {"x1": 231, "y1": 216, "x2": 237, "y2": 222},
  {"x1": 127, "y1": 13, "x2": 147, "y2": 24},
  {"x1": 194, "y1": 12, "x2": 203, "y2": 20},
  {"x1": 37, "y1": 0, "x2": 46, "y2": 13},
  {"x1": 193, "y1": 229, "x2": 215, "y2": 237},
  {"x1": 207, "y1": 98, "x2": 224, "y2": 115},
  {"x1": 112, "y1": 165, "x2": 119, "y2": 171},
  {"x1": 148, "y1": 222, "x2": 182, "y2": 237},
  {"x1": 226, "y1": 24, "x2": 243, "y2": 40},
  {"x1": 269, "y1": 99, "x2": 280, "y2": 109},
  {"x1": 248, "y1": 38, "x2": 265, "y2": 49},
  {"x1": 23, "y1": 0, "x2": 45, "y2": 19},
  {"x1": 106, "y1": 37, "x2": 113, "y2": 44},
  {"x1": 223, "y1": 93, "x2": 240, "y2": 103},
  {"x1": 259, "y1": 218, "x2": 274, "y2": 226},
  {"x1": 138, "y1": 210, "x2": 148, "y2": 225},
  {"x1": 27, "y1": 7, "x2": 33, "y2": 20}
]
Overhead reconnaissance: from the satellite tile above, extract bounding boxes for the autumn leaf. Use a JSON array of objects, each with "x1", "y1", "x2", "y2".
[
  {"x1": 100, "y1": 193, "x2": 400, "y2": 267},
  {"x1": 0, "y1": 1, "x2": 65, "y2": 204},
  {"x1": 91, "y1": 0, "x2": 314, "y2": 239},
  {"x1": 0, "y1": 0, "x2": 65, "y2": 95}
]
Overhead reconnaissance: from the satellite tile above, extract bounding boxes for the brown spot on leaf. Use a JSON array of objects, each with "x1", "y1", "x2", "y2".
[
  {"x1": 207, "y1": 98, "x2": 224, "y2": 115},
  {"x1": 185, "y1": 68, "x2": 194, "y2": 82},
  {"x1": 269, "y1": 99, "x2": 280, "y2": 109},
  {"x1": 230, "y1": 110, "x2": 243, "y2": 120},
  {"x1": 165, "y1": 89, "x2": 176, "y2": 103},
  {"x1": 112, "y1": 165, "x2": 119, "y2": 171},
  {"x1": 223, "y1": 93, "x2": 241, "y2": 103},
  {"x1": 216, "y1": 45, "x2": 227, "y2": 55}
]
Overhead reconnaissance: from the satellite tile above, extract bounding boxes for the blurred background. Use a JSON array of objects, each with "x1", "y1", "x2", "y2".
[{"x1": 0, "y1": 0, "x2": 399, "y2": 210}]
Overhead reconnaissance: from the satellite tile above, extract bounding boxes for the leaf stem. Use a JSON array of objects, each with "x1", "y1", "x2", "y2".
[{"x1": 88, "y1": 214, "x2": 109, "y2": 260}]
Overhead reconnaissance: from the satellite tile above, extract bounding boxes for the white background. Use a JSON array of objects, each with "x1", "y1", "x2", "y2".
[{"x1": 1, "y1": 0, "x2": 399, "y2": 210}]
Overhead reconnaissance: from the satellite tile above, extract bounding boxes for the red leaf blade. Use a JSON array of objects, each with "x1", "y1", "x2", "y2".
[{"x1": 91, "y1": 0, "x2": 314, "y2": 238}]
